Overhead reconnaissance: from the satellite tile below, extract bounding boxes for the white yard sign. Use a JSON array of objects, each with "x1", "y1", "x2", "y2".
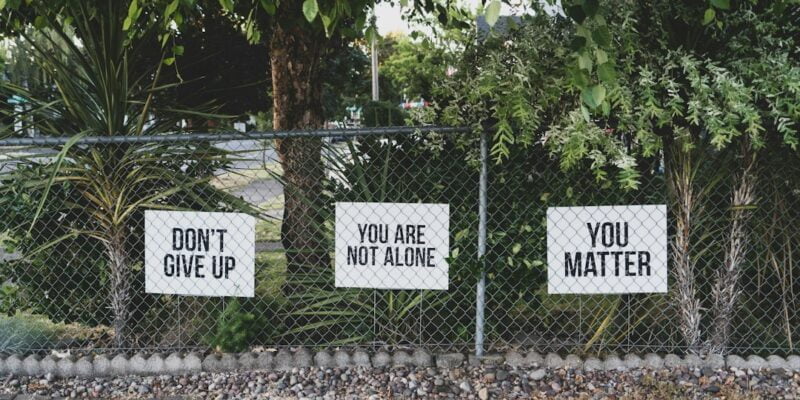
[
  {"x1": 145, "y1": 210, "x2": 255, "y2": 297},
  {"x1": 547, "y1": 205, "x2": 668, "y2": 294},
  {"x1": 335, "y1": 202, "x2": 450, "y2": 290}
]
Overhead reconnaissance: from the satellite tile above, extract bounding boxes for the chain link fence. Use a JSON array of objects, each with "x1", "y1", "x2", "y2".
[{"x1": 0, "y1": 127, "x2": 798, "y2": 357}]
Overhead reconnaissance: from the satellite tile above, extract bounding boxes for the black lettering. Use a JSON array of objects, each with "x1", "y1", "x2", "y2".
[
  {"x1": 347, "y1": 246, "x2": 359, "y2": 265},
  {"x1": 164, "y1": 254, "x2": 175, "y2": 276},
  {"x1": 638, "y1": 251, "x2": 651, "y2": 276},
  {"x1": 427, "y1": 247, "x2": 435, "y2": 267},
  {"x1": 213, "y1": 256, "x2": 223, "y2": 278},
  {"x1": 565, "y1": 252, "x2": 582, "y2": 277},
  {"x1": 417, "y1": 225, "x2": 426, "y2": 244},
  {"x1": 384, "y1": 247, "x2": 395, "y2": 266},
  {"x1": 185, "y1": 229, "x2": 196, "y2": 251},
  {"x1": 613, "y1": 251, "x2": 622, "y2": 275},
  {"x1": 216, "y1": 229, "x2": 227, "y2": 252},
  {"x1": 625, "y1": 251, "x2": 636, "y2": 276},
  {"x1": 587, "y1": 223, "x2": 601, "y2": 248},
  {"x1": 358, "y1": 224, "x2": 368, "y2": 243},
  {"x1": 224, "y1": 257, "x2": 235, "y2": 279},
  {"x1": 602, "y1": 223, "x2": 614, "y2": 247},
  {"x1": 195, "y1": 255, "x2": 205, "y2": 278},
  {"x1": 395, "y1": 225, "x2": 405, "y2": 244},
  {"x1": 617, "y1": 222, "x2": 629, "y2": 247},
  {"x1": 198, "y1": 229, "x2": 210, "y2": 252},
  {"x1": 598, "y1": 252, "x2": 608, "y2": 276},
  {"x1": 369, "y1": 246, "x2": 378, "y2": 266},
  {"x1": 172, "y1": 229, "x2": 183, "y2": 250},
  {"x1": 584, "y1": 252, "x2": 597, "y2": 276}
]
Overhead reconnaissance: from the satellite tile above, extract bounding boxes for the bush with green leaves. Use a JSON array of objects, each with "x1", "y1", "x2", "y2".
[{"x1": 206, "y1": 298, "x2": 257, "y2": 353}]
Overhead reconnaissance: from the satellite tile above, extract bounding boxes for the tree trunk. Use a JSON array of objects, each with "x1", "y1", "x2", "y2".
[
  {"x1": 105, "y1": 225, "x2": 131, "y2": 348},
  {"x1": 708, "y1": 142, "x2": 757, "y2": 354},
  {"x1": 270, "y1": 15, "x2": 330, "y2": 292},
  {"x1": 665, "y1": 138, "x2": 704, "y2": 354}
]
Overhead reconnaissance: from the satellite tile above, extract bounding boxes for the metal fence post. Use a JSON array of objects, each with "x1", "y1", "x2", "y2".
[{"x1": 475, "y1": 129, "x2": 488, "y2": 356}]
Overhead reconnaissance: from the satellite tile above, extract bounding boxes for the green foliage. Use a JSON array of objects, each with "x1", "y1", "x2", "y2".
[
  {"x1": 206, "y1": 298, "x2": 257, "y2": 353},
  {"x1": 380, "y1": 35, "x2": 449, "y2": 101},
  {"x1": 0, "y1": 312, "x2": 61, "y2": 351},
  {"x1": 361, "y1": 101, "x2": 408, "y2": 127}
]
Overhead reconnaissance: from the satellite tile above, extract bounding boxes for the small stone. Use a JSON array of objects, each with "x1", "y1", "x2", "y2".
[
  {"x1": 458, "y1": 380, "x2": 472, "y2": 393},
  {"x1": 478, "y1": 387, "x2": 489, "y2": 400},
  {"x1": 704, "y1": 384, "x2": 720, "y2": 393},
  {"x1": 496, "y1": 369, "x2": 509, "y2": 381}
]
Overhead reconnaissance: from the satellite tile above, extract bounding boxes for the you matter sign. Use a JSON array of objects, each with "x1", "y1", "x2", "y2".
[
  {"x1": 547, "y1": 205, "x2": 667, "y2": 294},
  {"x1": 335, "y1": 202, "x2": 450, "y2": 290},
  {"x1": 144, "y1": 210, "x2": 255, "y2": 297}
]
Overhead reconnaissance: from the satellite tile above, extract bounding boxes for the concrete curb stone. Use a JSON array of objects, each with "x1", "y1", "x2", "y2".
[
  {"x1": 785, "y1": 355, "x2": 800, "y2": 370},
  {"x1": 767, "y1": 355, "x2": 788, "y2": 370},
  {"x1": 313, "y1": 351, "x2": 334, "y2": 369},
  {"x1": 237, "y1": 353, "x2": 258, "y2": 370},
  {"x1": 564, "y1": 354, "x2": 583, "y2": 369},
  {"x1": 292, "y1": 348, "x2": 312, "y2": 368},
  {"x1": 144, "y1": 353, "x2": 165, "y2": 375},
  {"x1": 5, "y1": 354, "x2": 23, "y2": 375},
  {"x1": 524, "y1": 352, "x2": 543, "y2": 367},
  {"x1": 663, "y1": 354, "x2": 685, "y2": 368},
  {"x1": 504, "y1": 351, "x2": 524, "y2": 367},
  {"x1": 163, "y1": 353, "x2": 184, "y2": 374},
  {"x1": 39, "y1": 356, "x2": 59, "y2": 376},
  {"x1": 352, "y1": 350, "x2": 371, "y2": 367},
  {"x1": 22, "y1": 355, "x2": 40, "y2": 376},
  {"x1": 623, "y1": 354, "x2": 643, "y2": 369},
  {"x1": 392, "y1": 351, "x2": 412, "y2": 367},
  {"x1": 372, "y1": 351, "x2": 391, "y2": 368},
  {"x1": 184, "y1": 352, "x2": 202, "y2": 373},
  {"x1": 3, "y1": 349, "x2": 800, "y2": 377},
  {"x1": 683, "y1": 354, "x2": 702, "y2": 368},
  {"x1": 74, "y1": 356, "x2": 93, "y2": 377},
  {"x1": 603, "y1": 355, "x2": 625, "y2": 371},
  {"x1": 583, "y1": 357, "x2": 602, "y2": 371},
  {"x1": 273, "y1": 349, "x2": 293, "y2": 371},
  {"x1": 129, "y1": 353, "x2": 148, "y2": 375},
  {"x1": 435, "y1": 353, "x2": 464, "y2": 369},
  {"x1": 643, "y1": 353, "x2": 663, "y2": 369},
  {"x1": 256, "y1": 352, "x2": 273, "y2": 370},
  {"x1": 412, "y1": 349, "x2": 432, "y2": 367},
  {"x1": 333, "y1": 350, "x2": 351, "y2": 367},
  {"x1": 746, "y1": 355, "x2": 768, "y2": 370},
  {"x1": 56, "y1": 356, "x2": 75, "y2": 377},
  {"x1": 544, "y1": 353, "x2": 565, "y2": 369}
]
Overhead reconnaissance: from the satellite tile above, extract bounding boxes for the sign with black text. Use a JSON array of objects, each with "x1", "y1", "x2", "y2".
[
  {"x1": 335, "y1": 202, "x2": 449, "y2": 290},
  {"x1": 547, "y1": 205, "x2": 667, "y2": 294},
  {"x1": 145, "y1": 210, "x2": 255, "y2": 297}
]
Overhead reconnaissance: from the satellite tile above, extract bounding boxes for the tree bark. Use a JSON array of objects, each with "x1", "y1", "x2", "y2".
[
  {"x1": 270, "y1": 13, "x2": 330, "y2": 291},
  {"x1": 105, "y1": 225, "x2": 131, "y2": 348},
  {"x1": 664, "y1": 137, "x2": 704, "y2": 354},
  {"x1": 708, "y1": 141, "x2": 757, "y2": 354}
]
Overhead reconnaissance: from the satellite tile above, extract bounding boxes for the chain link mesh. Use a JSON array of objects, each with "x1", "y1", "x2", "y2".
[{"x1": 0, "y1": 128, "x2": 798, "y2": 357}]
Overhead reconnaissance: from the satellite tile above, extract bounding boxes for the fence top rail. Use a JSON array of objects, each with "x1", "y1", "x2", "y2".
[{"x1": 0, "y1": 126, "x2": 472, "y2": 146}]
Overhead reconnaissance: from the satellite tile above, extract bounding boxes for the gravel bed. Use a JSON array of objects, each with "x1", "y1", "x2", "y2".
[{"x1": 2, "y1": 364, "x2": 799, "y2": 399}]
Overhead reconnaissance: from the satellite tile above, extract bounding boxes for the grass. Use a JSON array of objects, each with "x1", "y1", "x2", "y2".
[
  {"x1": 211, "y1": 162, "x2": 283, "y2": 190},
  {"x1": 0, "y1": 312, "x2": 111, "y2": 351},
  {"x1": 255, "y1": 195, "x2": 284, "y2": 242},
  {"x1": 255, "y1": 250, "x2": 288, "y2": 299}
]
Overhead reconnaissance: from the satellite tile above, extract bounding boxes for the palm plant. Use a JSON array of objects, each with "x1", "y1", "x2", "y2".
[{"x1": 0, "y1": 1, "x2": 250, "y2": 347}]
